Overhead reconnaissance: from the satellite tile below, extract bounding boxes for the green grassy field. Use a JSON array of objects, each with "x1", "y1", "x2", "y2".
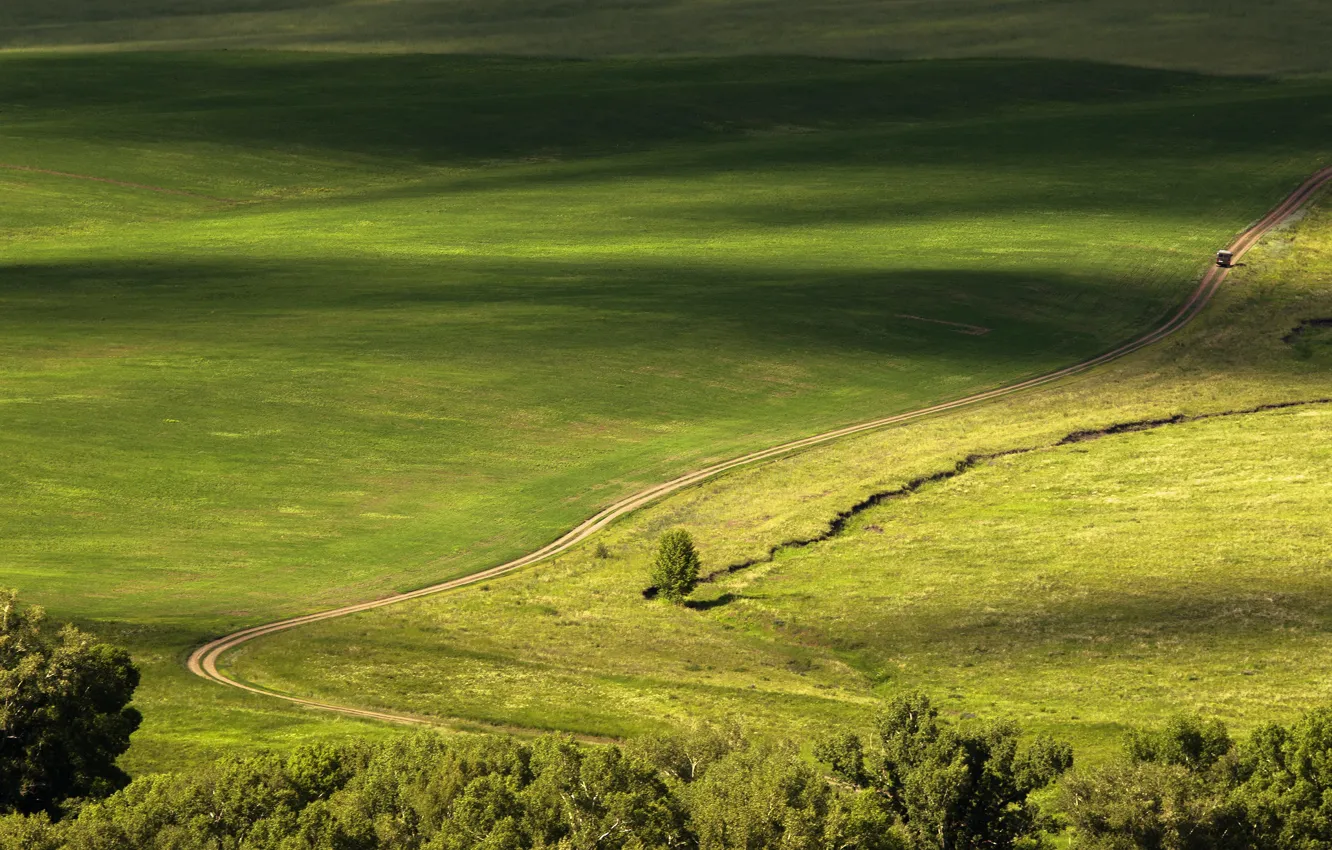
[
  {"x1": 227, "y1": 194, "x2": 1332, "y2": 766},
  {"x1": 3, "y1": 0, "x2": 1332, "y2": 76},
  {"x1": 2, "y1": 47, "x2": 1331, "y2": 773}
]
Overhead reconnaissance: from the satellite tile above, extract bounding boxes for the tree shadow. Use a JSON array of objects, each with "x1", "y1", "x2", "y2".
[{"x1": 684, "y1": 593, "x2": 741, "y2": 611}]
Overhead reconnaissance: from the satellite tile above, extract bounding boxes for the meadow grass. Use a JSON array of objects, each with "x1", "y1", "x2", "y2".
[
  {"x1": 2, "y1": 0, "x2": 1332, "y2": 77},
  {"x1": 2, "y1": 51, "x2": 1331, "y2": 771},
  {"x1": 228, "y1": 195, "x2": 1332, "y2": 766}
]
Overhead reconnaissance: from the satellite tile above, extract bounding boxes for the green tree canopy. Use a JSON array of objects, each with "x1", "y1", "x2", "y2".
[
  {"x1": 39, "y1": 705, "x2": 1332, "y2": 849},
  {"x1": 1063, "y1": 714, "x2": 1246, "y2": 850},
  {"x1": 816, "y1": 691, "x2": 1072, "y2": 850},
  {"x1": 650, "y1": 529, "x2": 701, "y2": 604},
  {"x1": 1062, "y1": 710, "x2": 1332, "y2": 850},
  {"x1": 0, "y1": 590, "x2": 141, "y2": 817}
]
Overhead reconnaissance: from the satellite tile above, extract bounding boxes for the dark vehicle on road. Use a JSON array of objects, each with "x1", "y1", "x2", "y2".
[{"x1": 1217, "y1": 250, "x2": 1235, "y2": 267}]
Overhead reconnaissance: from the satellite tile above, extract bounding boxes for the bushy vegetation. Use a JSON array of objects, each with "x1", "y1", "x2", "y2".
[
  {"x1": 0, "y1": 591, "x2": 140, "y2": 817},
  {"x1": 13, "y1": 686, "x2": 1332, "y2": 849},
  {"x1": 0, "y1": 691, "x2": 1068, "y2": 850},
  {"x1": 816, "y1": 693, "x2": 1073, "y2": 849},
  {"x1": 1065, "y1": 711, "x2": 1332, "y2": 849}
]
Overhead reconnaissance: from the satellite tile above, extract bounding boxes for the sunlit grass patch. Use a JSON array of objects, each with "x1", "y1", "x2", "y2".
[{"x1": 232, "y1": 201, "x2": 1332, "y2": 763}]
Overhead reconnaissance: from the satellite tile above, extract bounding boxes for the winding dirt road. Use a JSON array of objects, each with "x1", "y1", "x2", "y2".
[{"x1": 188, "y1": 165, "x2": 1332, "y2": 727}]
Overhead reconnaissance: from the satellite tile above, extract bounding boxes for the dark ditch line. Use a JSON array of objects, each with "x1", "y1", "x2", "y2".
[
  {"x1": 1283, "y1": 318, "x2": 1332, "y2": 344},
  {"x1": 642, "y1": 398, "x2": 1332, "y2": 602}
]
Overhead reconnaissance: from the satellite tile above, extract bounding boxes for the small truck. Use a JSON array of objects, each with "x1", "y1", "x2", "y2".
[{"x1": 1216, "y1": 250, "x2": 1235, "y2": 268}]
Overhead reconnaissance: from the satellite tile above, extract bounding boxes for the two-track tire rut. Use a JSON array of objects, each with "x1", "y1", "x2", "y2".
[{"x1": 187, "y1": 166, "x2": 1332, "y2": 729}]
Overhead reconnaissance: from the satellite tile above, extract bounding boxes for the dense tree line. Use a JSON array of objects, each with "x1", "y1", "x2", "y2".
[
  {"x1": 1064, "y1": 711, "x2": 1332, "y2": 849},
  {"x1": 0, "y1": 696, "x2": 1065, "y2": 850},
  {"x1": 14, "y1": 705, "x2": 1332, "y2": 850},
  {"x1": 13, "y1": 590, "x2": 1332, "y2": 848}
]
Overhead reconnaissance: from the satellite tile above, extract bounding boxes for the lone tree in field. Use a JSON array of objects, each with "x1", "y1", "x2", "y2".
[
  {"x1": 0, "y1": 589, "x2": 142, "y2": 816},
  {"x1": 651, "y1": 530, "x2": 701, "y2": 604}
]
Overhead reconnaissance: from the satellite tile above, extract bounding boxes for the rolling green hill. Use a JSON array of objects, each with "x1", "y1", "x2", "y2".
[
  {"x1": 227, "y1": 192, "x2": 1332, "y2": 765},
  {"x1": 2, "y1": 45, "x2": 1331, "y2": 772},
  {"x1": 3, "y1": 0, "x2": 1332, "y2": 76}
]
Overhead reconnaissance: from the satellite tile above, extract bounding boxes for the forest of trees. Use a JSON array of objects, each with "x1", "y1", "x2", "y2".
[
  {"x1": 0, "y1": 706, "x2": 1065, "y2": 850},
  {"x1": 9, "y1": 591, "x2": 1332, "y2": 848}
]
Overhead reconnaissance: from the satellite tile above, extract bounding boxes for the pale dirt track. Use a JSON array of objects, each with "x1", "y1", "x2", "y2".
[{"x1": 188, "y1": 166, "x2": 1332, "y2": 729}]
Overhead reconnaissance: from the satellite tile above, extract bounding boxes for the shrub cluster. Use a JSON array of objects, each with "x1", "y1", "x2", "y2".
[
  {"x1": 0, "y1": 591, "x2": 141, "y2": 817},
  {"x1": 0, "y1": 694, "x2": 1068, "y2": 850},
  {"x1": 1065, "y1": 711, "x2": 1332, "y2": 849},
  {"x1": 816, "y1": 692, "x2": 1073, "y2": 849},
  {"x1": 0, "y1": 729, "x2": 846, "y2": 850}
]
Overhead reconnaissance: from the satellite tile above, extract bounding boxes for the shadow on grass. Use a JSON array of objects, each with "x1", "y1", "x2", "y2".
[
  {"x1": 0, "y1": 256, "x2": 1193, "y2": 369},
  {"x1": 684, "y1": 593, "x2": 740, "y2": 611},
  {"x1": 836, "y1": 581, "x2": 1332, "y2": 665},
  {"x1": 0, "y1": 55, "x2": 1227, "y2": 164},
  {"x1": 2, "y1": 53, "x2": 1326, "y2": 199}
]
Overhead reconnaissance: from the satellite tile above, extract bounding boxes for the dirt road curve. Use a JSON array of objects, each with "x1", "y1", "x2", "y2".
[{"x1": 188, "y1": 166, "x2": 1332, "y2": 728}]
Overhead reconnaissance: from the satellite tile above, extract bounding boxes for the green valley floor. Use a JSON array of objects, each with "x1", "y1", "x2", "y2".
[
  {"x1": 227, "y1": 191, "x2": 1332, "y2": 765},
  {"x1": 1, "y1": 50, "x2": 1330, "y2": 772}
]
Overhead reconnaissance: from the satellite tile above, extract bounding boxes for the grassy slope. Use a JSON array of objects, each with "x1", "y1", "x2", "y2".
[
  {"x1": 2, "y1": 52, "x2": 1330, "y2": 771},
  {"x1": 230, "y1": 194, "x2": 1332, "y2": 765},
  {"x1": 14, "y1": 57, "x2": 1308, "y2": 620},
  {"x1": 2, "y1": 1, "x2": 1332, "y2": 76}
]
